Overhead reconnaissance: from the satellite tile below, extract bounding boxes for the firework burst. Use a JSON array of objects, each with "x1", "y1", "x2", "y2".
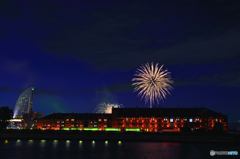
[
  {"x1": 96, "y1": 103, "x2": 121, "y2": 114},
  {"x1": 132, "y1": 62, "x2": 173, "y2": 108}
]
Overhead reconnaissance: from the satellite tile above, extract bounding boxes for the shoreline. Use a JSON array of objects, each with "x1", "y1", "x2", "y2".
[{"x1": 1, "y1": 130, "x2": 239, "y2": 144}]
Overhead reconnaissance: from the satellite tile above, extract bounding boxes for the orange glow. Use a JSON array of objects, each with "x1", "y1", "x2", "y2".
[{"x1": 36, "y1": 115, "x2": 228, "y2": 133}]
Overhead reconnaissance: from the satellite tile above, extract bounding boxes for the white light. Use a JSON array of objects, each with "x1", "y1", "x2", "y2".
[
  {"x1": 189, "y1": 118, "x2": 193, "y2": 122},
  {"x1": 9, "y1": 119, "x2": 22, "y2": 122},
  {"x1": 170, "y1": 118, "x2": 173, "y2": 122}
]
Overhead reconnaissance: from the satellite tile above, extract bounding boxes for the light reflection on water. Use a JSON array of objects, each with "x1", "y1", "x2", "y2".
[
  {"x1": 16, "y1": 139, "x2": 21, "y2": 146},
  {"x1": 0, "y1": 140, "x2": 239, "y2": 159},
  {"x1": 65, "y1": 140, "x2": 71, "y2": 150},
  {"x1": 28, "y1": 140, "x2": 34, "y2": 145},
  {"x1": 91, "y1": 140, "x2": 95, "y2": 148},
  {"x1": 52, "y1": 140, "x2": 58, "y2": 148},
  {"x1": 39, "y1": 139, "x2": 46, "y2": 148}
]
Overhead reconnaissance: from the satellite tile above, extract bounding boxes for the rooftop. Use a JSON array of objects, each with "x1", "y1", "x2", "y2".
[
  {"x1": 112, "y1": 107, "x2": 226, "y2": 118},
  {"x1": 39, "y1": 107, "x2": 227, "y2": 120}
]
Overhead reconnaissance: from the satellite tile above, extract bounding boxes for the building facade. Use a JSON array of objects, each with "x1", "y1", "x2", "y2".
[{"x1": 36, "y1": 108, "x2": 228, "y2": 133}]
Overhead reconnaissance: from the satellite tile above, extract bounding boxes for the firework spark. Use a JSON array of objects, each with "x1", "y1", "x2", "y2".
[
  {"x1": 132, "y1": 62, "x2": 173, "y2": 108},
  {"x1": 96, "y1": 103, "x2": 121, "y2": 114}
]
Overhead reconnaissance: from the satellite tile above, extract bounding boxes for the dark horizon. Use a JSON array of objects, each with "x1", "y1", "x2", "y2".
[{"x1": 0, "y1": 0, "x2": 240, "y2": 121}]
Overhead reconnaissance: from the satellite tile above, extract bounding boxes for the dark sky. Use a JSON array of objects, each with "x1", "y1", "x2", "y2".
[{"x1": 0, "y1": 0, "x2": 239, "y2": 121}]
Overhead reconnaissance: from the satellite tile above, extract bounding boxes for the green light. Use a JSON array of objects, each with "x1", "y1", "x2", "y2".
[
  {"x1": 118, "y1": 141, "x2": 122, "y2": 144},
  {"x1": 28, "y1": 139, "x2": 33, "y2": 143},
  {"x1": 63, "y1": 127, "x2": 82, "y2": 131},
  {"x1": 105, "y1": 128, "x2": 121, "y2": 132},
  {"x1": 84, "y1": 128, "x2": 99, "y2": 131},
  {"x1": 66, "y1": 140, "x2": 70, "y2": 143},
  {"x1": 53, "y1": 140, "x2": 58, "y2": 143},
  {"x1": 16, "y1": 139, "x2": 21, "y2": 143},
  {"x1": 70, "y1": 128, "x2": 80, "y2": 130},
  {"x1": 105, "y1": 140, "x2": 108, "y2": 144},
  {"x1": 41, "y1": 139, "x2": 46, "y2": 143},
  {"x1": 92, "y1": 140, "x2": 95, "y2": 144},
  {"x1": 125, "y1": 128, "x2": 141, "y2": 132},
  {"x1": 79, "y1": 140, "x2": 83, "y2": 144}
]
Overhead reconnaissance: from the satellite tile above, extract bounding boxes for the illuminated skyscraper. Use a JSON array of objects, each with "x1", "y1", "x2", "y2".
[{"x1": 13, "y1": 87, "x2": 35, "y2": 119}]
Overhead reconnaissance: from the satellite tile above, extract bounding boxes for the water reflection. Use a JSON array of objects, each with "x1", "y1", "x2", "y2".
[
  {"x1": 105, "y1": 140, "x2": 108, "y2": 146},
  {"x1": 118, "y1": 140, "x2": 122, "y2": 145},
  {"x1": 16, "y1": 139, "x2": 21, "y2": 146},
  {"x1": 40, "y1": 139, "x2": 46, "y2": 147},
  {"x1": 28, "y1": 139, "x2": 34, "y2": 145},
  {"x1": 4, "y1": 139, "x2": 8, "y2": 144},
  {"x1": 53, "y1": 140, "x2": 58, "y2": 148},
  {"x1": 78, "y1": 140, "x2": 83, "y2": 148},
  {"x1": 65, "y1": 140, "x2": 70, "y2": 149},
  {"x1": 2, "y1": 140, "x2": 237, "y2": 159},
  {"x1": 91, "y1": 140, "x2": 95, "y2": 148},
  {"x1": 132, "y1": 142, "x2": 181, "y2": 159}
]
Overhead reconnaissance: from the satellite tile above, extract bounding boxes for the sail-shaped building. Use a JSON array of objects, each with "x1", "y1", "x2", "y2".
[
  {"x1": 13, "y1": 87, "x2": 34, "y2": 119},
  {"x1": 7, "y1": 87, "x2": 35, "y2": 129}
]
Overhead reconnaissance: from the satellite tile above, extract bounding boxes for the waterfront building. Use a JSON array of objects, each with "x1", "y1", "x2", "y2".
[{"x1": 36, "y1": 108, "x2": 228, "y2": 133}]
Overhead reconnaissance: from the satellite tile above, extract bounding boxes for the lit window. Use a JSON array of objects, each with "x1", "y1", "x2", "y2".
[
  {"x1": 189, "y1": 118, "x2": 193, "y2": 122},
  {"x1": 98, "y1": 119, "x2": 102, "y2": 122},
  {"x1": 71, "y1": 119, "x2": 75, "y2": 121},
  {"x1": 104, "y1": 119, "x2": 107, "y2": 122},
  {"x1": 170, "y1": 118, "x2": 173, "y2": 122}
]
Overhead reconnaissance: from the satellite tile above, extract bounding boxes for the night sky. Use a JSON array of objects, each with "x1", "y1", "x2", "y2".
[{"x1": 0, "y1": 0, "x2": 239, "y2": 121}]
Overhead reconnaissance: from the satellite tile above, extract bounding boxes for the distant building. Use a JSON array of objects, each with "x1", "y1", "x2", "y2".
[
  {"x1": 13, "y1": 87, "x2": 34, "y2": 119},
  {"x1": 36, "y1": 107, "x2": 228, "y2": 133},
  {"x1": 8, "y1": 87, "x2": 38, "y2": 129}
]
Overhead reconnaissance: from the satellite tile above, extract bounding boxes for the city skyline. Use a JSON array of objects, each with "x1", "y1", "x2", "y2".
[{"x1": 0, "y1": 1, "x2": 239, "y2": 121}]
